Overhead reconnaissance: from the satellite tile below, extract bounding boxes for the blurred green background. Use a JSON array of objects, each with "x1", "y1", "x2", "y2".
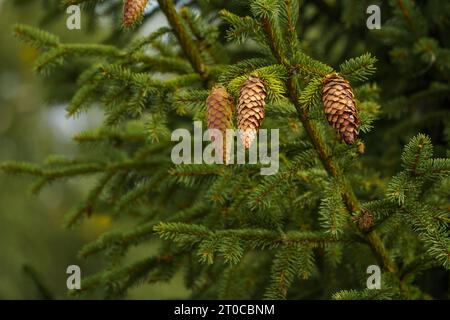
[{"x1": 0, "y1": 0, "x2": 189, "y2": 299}]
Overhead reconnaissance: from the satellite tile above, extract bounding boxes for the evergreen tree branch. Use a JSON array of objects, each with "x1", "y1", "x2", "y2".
[
  {"x1": 154, "y1": 222, "x2": 343, "y2": 249},
  {"x1": 395, "y1": 0, "x2": 419, "y2": 38},
  {"x1": 332, "y1": 288, "x2": 396, "y2": 300},
  {"x1": 157, "y1": 0, "x2": 208, "y2": 81},
  {"x1": 64, "y1": 172, "x2": 115, "y2": 228},
  {"x1": 79, "y1": 203, "x2": 207, "y2": 258},
  {"x1": 75, "y1": 253, "x2": 178, "y2": 296},
  {"x1": 259, "y1": 13, "x2": 397, "y2": 273}
]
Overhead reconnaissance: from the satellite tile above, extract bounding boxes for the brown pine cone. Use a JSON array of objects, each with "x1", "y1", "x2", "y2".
[
  {"x1": 237, "y1": 76, "x2": 266, "y2": 149},
  {"x1": 357, "y1": 210, "x2": 374, "y2": 231},
  {"x1": 123, "y1": 0, "x2": 149, "y2": 28},
  {"x1": 206, "y1": 85, "x2": 234, "y2": 164},
  {"x1": 322, "y1": 74, "x2": 359, "y2": 145}
]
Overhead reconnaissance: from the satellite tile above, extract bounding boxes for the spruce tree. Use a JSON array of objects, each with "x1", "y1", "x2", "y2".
[{"x1": 1, "y1": 0, "x2": 449, "y2": 299}]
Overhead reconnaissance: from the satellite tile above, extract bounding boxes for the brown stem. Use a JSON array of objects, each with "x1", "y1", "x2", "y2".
[{"x1": 157, "y1": 0, "x2": 208, "y2": 82}]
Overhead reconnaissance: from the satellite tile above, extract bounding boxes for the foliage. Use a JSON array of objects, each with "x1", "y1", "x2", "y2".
[{"x1": 2, "y1": 0, "x2": 449, "y2": 299}]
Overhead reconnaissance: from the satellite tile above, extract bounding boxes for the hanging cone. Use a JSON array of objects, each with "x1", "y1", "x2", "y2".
[
  {"x1": 357, "y1": 210, "x2": 374, "y2": 231},
  {"x1": 237, "y1": 75, "x2": 266, "y2": 149},
  {"x1": 321, "y1": 74, "x2": 359, "y2": 145},
  {"x1": 206, "y1": 85, "x2": 234, "y2": 164},
  {"x1": 123, "y1": 0, "x2": 149, "y2": 28}
]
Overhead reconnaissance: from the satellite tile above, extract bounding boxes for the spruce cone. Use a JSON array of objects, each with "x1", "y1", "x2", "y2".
[
  {"x1": 357, "y1": 210, "x2": 374, "y2": 231},
  {"x1": 206, "y1": 86, "x2": 234, "y2": 164},
  {"x1": 237, "y1": 76, "x2": 266, "y2": 149},
  {"x1": 322, "y1": 74, "x2": 359, "y2": 145},
  {"x1": 123, "y1": 0, "x2": 149, "y2": 28}
]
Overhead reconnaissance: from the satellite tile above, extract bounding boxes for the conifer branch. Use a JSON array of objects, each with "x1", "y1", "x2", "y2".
[
  {"x1": 154, "y1": 222, "x2": 343, "y2": 249},
  {"x1": 395, "y1": 0, "x2": 419, "y2": 38},
  {"x1": 219, "y1": 10, "x2": 263, "y2": 44},
  {"x1": 75, "y1": 253, "x2": 178, "y2": 295},
  {"x1": 259, "y1": 13, "x2": 397, "y2": 273},
  {"x1": 64, "y1": 172, "x2": 114, "y2": 228},
  {"x1": 157, "y1": 0, "x2": 208, "y2": 81},
  {"x1": 332, "y1": 288, "x2": 396, "y2": 300},
  {"x1": 79, "y1": 203, "x2": 208, "y2": 258},
  {"x1": 73, "y1": 128, "x2": 147, "y2": 144}
]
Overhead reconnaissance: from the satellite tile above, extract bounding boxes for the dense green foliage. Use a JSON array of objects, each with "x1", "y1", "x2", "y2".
[{"x1": 2, "y1": 0, "x2": 449, "y2": 299}]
